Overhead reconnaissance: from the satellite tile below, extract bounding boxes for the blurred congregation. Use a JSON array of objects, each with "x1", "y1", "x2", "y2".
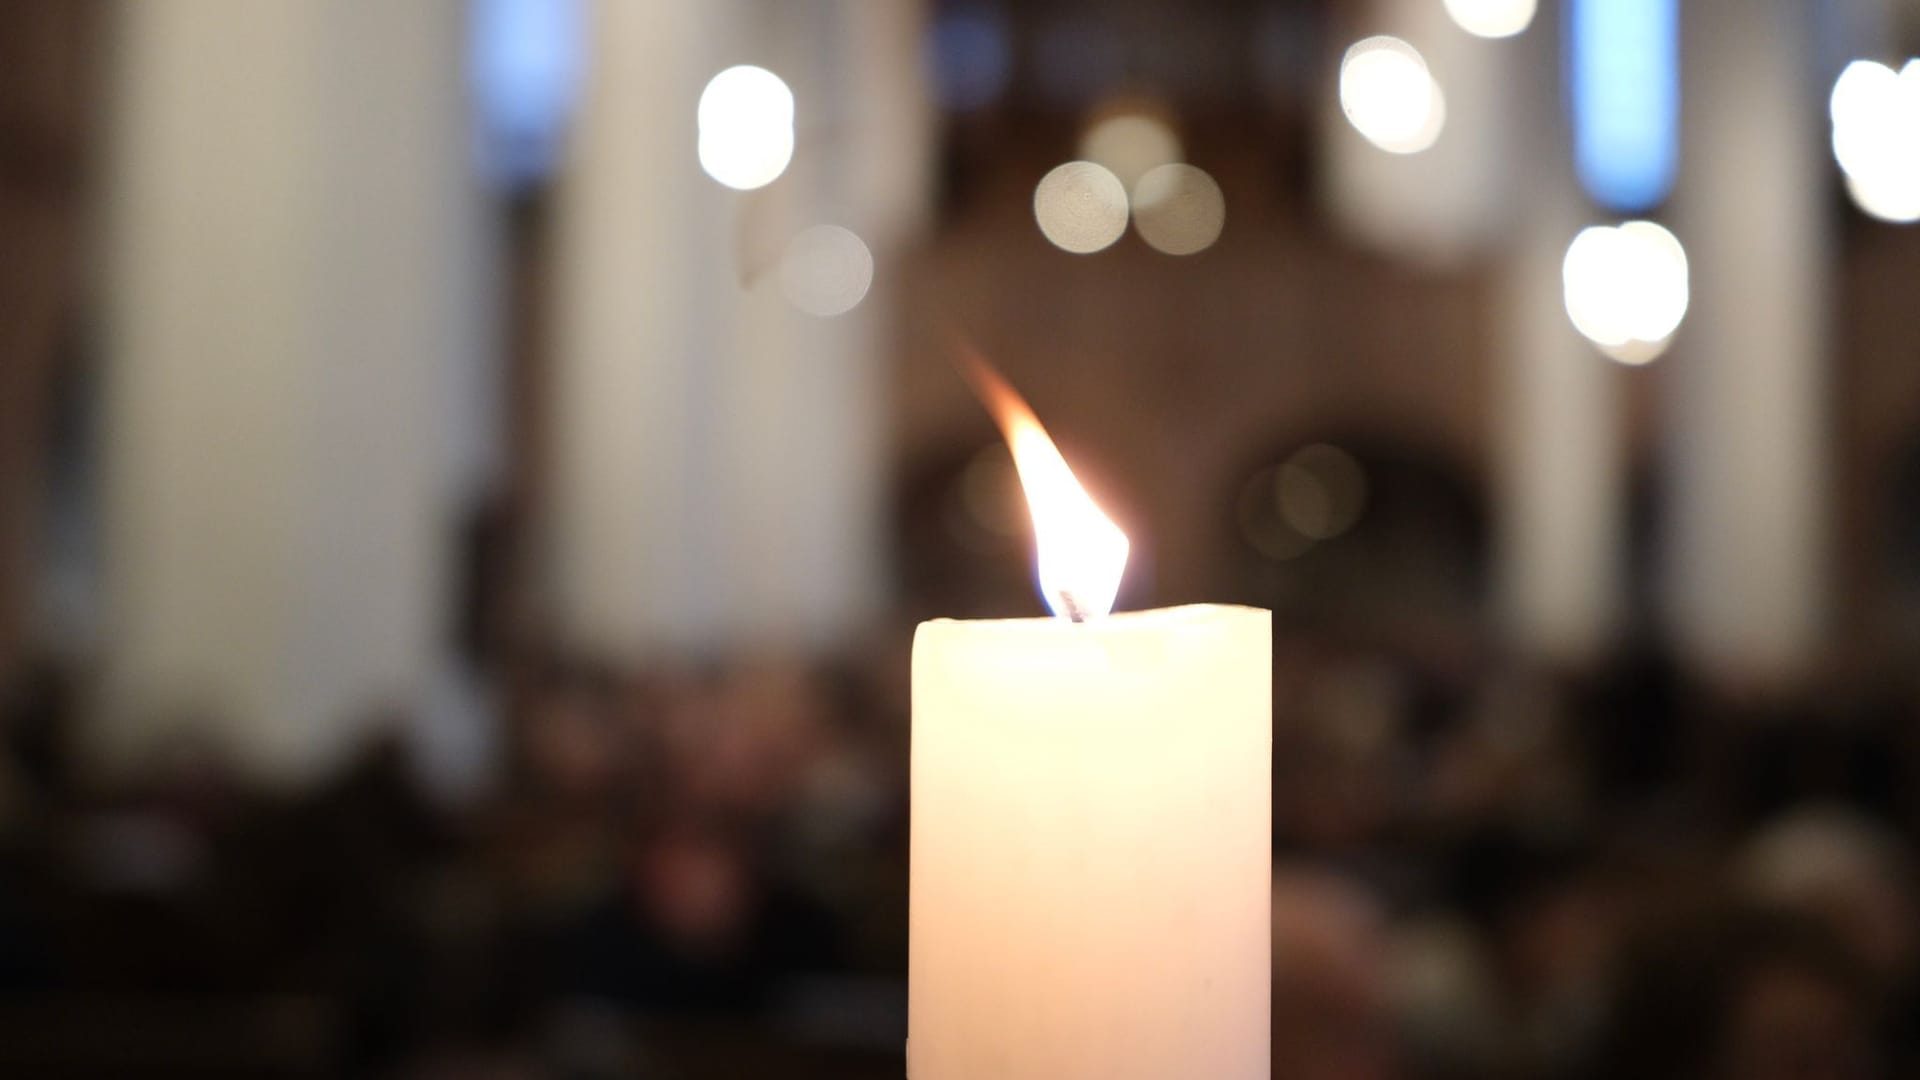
[{"x1": 5, "y1": 0, "x2": 1920, "y2": 1076}]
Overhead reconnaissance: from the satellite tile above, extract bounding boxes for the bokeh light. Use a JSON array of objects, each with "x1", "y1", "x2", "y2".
[
  {"x1": 1562, "y1": 220, "x2": 1689, "y2": 364},
  {"x1": 959, "y1": 444, "x2": 1025, "y2": 540},
  {"x1": 1238, "y1": 467, "x2": 1315, "y2": 562},
  {"x1": 1079, "y1": 108, "x2": 1183, "y2": 191},
  {"x1": 1239, "y1": 445, "x2": 1370, "y2": 560},
  {"x1": 1830, "y1": 59, "x2": 1920, "y2": 224},
  {"x1": 1568, "y1": 0, "x2": 1679, "y2": 211},
  {"x1": 696, "y1": 65, "x2": 795, "y2": 190},
  {"x1": 470, "y1": 0, "x2": 586, "y2": 188},
  {"x1": 926, "y1": 6, "x2": 1011, "y2": 112},
  {"x1": 1846, "y1": 173, "x2": 1920, "y2": 225},
  {"x1": 1339, "y1": 37, "x2": 1446, "y2": 155},
  {"x1": 1033, "y1": 161, "x2": 1129, "y2": 253},
  {"x1": 1280, "y1": 445, "x2": 1368, "y2": 540},
  {"x1": 1130, "y1": 163, "x2": 1226, "y2": 256},
  {"x1": 779, "y1": 225, "x2": 874, "y2": 317},
  {"x1": 1441, "y1": 0, "x2": 1537, "y2": 39}
]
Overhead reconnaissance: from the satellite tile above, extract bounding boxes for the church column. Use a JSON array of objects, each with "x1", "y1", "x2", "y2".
[
  {"x1": 548, "y1": 0, "x2": 927, "y2": 658},
  {"x1": 99, "y1": 0, "x2": 480, "y2": 782},
  {"x1": 1664, "y1": 0, "x2": 1832, "y2": 683},
  {"x1": 1497, "y1": 5, "x2": 1626, "y2": 664}
]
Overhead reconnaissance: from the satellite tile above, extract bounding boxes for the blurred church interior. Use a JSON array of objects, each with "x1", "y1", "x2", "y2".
[{"x1": 4, "y1": 0, "x2": 1920, "y2": 1076}]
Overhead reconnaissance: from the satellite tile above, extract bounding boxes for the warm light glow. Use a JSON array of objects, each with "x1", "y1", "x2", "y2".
[
  {"x1": 1339, "y1": 37, "x2": 1446, "y2": 155},
  {"x1": 1846, "y1": 172, "x2": 1920, "y2": 224},
  {"x1": 959, "y1": 351, "x2": 1129, "y2": 619},
  {"x1": 779, "y1": 225, "x2": 873, "y2": 316},
  {"x1": 1830, "y1": 59, "x2": 1920, "y2": 224},
  {"x1": 1562, "y1": 220, "x2": 1689, "y2": 364},
  {"x1": 1079, "y1": 109, "x2": 1182, "y2": 190},
  {"x1": 1442, "y1": 0, "x2": 1537, "y2": 39},
  {"x1": 697, "y1": 65, "x2": 795, "y2": 190},
  {"x1": 1033, "y1": 161, "x2": 1130, "y2": 253},
  {"x1": 1131, "y1": 163, "x2": 1226, "y2": 255}
]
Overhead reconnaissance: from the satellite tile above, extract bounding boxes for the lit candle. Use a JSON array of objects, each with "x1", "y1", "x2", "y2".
[{"x1": 909, "y1": 358, "x2": 1271, "y2": 1080}]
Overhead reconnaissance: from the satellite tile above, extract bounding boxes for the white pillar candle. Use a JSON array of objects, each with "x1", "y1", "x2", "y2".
[
  {"x1": 910, "y1": 357, "x2": 1270, "y2": 1079},
  {"x1": 910, "y1": 604, "x2": 1271, "y2": 1080}
]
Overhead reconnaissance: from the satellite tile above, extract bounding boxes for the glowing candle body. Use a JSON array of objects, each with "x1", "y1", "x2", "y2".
[{"x1": 909, "y1": 604, "x2": 1271, "y2": 1080}]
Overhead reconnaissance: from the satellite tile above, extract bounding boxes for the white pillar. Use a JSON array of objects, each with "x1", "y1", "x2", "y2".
[
  {"x1": 712, "y1": 0, "x2": 927, "y2": 646},
  {"x1": 99, "y1": 0, "x2": 478, "y2": 783},
  {"x1": 548, "y1": 0, "x2": 728, "y2": 656},
  {"x1": 549, "y1": 0, "x2": 922, "y2": 658},
  {"x1": 1496, "y1": 7, "x2": 1625, "y2": 663},
  {"x1": 1665, "y1": 0, "x2": 1831, "y2": 683},
  {"x1": 1499, "y1": 216, "x2": 1625, "y2": 663}
]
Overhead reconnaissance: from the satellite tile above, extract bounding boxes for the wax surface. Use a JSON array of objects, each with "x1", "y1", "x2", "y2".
[{"x1": 910, "y1": 604, "x2": 1271, "y2": 1080}]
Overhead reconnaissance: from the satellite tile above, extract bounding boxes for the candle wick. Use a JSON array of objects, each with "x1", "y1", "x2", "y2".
[{"x1": 1055, "y1": 589, "x2": 1088, "y2": 623}]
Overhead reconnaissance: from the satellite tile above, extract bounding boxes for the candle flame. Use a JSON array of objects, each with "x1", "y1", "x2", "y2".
[{"x1": 959, "y1": 350, "x2": 1129, "y2": 620}]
